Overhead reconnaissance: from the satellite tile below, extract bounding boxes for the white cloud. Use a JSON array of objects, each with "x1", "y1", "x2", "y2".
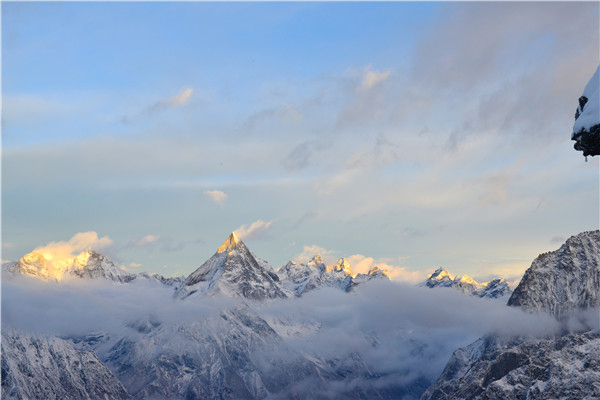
[
  {"x1": 281, "y1": 103, "x2": 303, "y2": 123},
  {"x1": 167, "y1": 88, "x2": 194, "y2": 107},
  {"x1": 234, "y1": 220, "x2": 276, "y2": 241},
  {"x1": 32, "y1": 232, "x2": 113, "y2": 263},
  {"x1": 126, "y1": 235, "x2": 160, "y2": 247},
  {"x1": 204, "y1": 190, "x2": 228, "y2": 206},
  {"x1": 360, "y1": 66, "x2": 391, "y2": 91},
  {"x1": 148, "y1": 88, "x2": 194, "y2": 113},
  {"x1": 295, "y1": 245, "x2": 336, "y2": 264},
  {"x1": 346, "y1": 254, "x2": 424, "y2": 283},
  {"x1": 129, "y1": 262, "x2": 142, "y2": 268}
]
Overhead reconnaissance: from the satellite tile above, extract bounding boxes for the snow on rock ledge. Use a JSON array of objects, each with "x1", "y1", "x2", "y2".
[{"x1": 572, "y1": 65, "x2": 600, "y2": 158}]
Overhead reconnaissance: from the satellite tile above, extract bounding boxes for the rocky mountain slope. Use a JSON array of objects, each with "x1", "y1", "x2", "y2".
[
  {"x1": 421, "y1": 331, "x2": 600, "y2": 400},
  {"x1": 424, "y1": 268, "x2": 511, "y2": 299},
  {"x1": 508, "y1": 230, "x2": 600, "y2": 318},
  {"x1": 1, "y1": 330, "x2": 131, "y2": 400},
  {"x1": 422, "y1": 231, "x2": 600, "y2": 400}
]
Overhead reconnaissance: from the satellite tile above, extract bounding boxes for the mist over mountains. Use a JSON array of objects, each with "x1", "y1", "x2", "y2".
[{"x1": 3, "y1": 231, "x2": 599, "y2": 399}]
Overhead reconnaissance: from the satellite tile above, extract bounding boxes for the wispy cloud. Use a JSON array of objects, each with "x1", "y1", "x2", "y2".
[
  {"x1": 243, "y1": 103, "x2": 303, "y2": 131},
  {"x1": 346, "y1": 254, "x2": 423, "y2": 283},
  {"x1": 234, "y1": 220, "x2": 276, "y2": 241},
  {"x1": 125, "y1": 235, "x2": 160, "y2": 248},
  {"x1": 33, "y1": 232, "x2": 113, "y2": 262},
  {"x1": 148, "y1": 88, "x2": 194, "y2": 113},
  {"x1": 204, "y1": 190, "x2": 228, "y2": 206},
  {"x1": 360, "y1": 66, "x2": 391, "y2": 92},
  {"x1": 295, "y1": 244, "x2": 336, "y2": 264}
]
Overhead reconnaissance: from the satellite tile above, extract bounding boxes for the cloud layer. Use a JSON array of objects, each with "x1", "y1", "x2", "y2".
[{"x1": 1, "y1": 276, "x2": 567, "y2": 398}]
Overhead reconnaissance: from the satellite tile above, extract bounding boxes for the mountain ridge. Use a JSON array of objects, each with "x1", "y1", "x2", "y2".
[{"x1": 423, "y1": 267, "x2": 512, "y2": 299}]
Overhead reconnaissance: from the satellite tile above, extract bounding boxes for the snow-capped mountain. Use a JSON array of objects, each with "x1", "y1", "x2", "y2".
[
  {"x1": 507, "y1": 230, "x2": 600, "y2": 318},
  {"x1": 276, "y1": 254, "x2": 329, "y2": 296},
  {"x1": 421, "y1": 331, "x2": 600, "y2": 400},
  {"x1": 70, "y1": 250, "x2": 136, "y2": 283},
  {"x1": 7, "y1": 249, "x2": 136, "y2": 283},
  {"x1": 277, "y1": 254, "x2": 390, "y2": 295},
  {"x1": 1, "y1": 330, "x2": 131, "y2": 400},
  {"x1": 423, "y1": 231, "x2": 600, "y2": 400},
  {"x1": 5, "y1": 249, "x2": 184, "y2": 286},
  {"x1": 8, "y1": 252, "x2": 56, "y2": 280},
  {"x1": 423, "y1": 268, "x2": 511, "y2": 299},
  {"x1": 175, "y1": 232, "x2": 290, "y2": 300}
]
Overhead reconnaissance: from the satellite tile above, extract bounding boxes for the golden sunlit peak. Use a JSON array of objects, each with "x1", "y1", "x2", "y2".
[
  {"x1": 333, "y1": 257, "x2": 353, "y2": 276},
  {"x1": 217, "y1": 232, "x2": 241, "y2": 253},
  {"x1": 74, "y1": 250, "x2": 92, "y2": 269},
  {"x1": 21, "y1": 251, "x2": 49, "y2": 263},
  {"x1": 459, "y1": 275, "x2": 476, "y2": 284}
]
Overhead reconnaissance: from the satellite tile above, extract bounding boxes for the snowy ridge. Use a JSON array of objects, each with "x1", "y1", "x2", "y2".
[
  {"x1": 1, "y1": 330, "x2": 131, "y2": 400},
  {"x1": 507, "y1": 230, "x2": 600, "y2": 318},
  {"x1": 277, "y1": 254, "x2": 390, "y2": 295},
  {"x1": 6, "y1": 249, "x2": 183, "y2": 286},
  {"x1": 71, "y1": 250, "x2": 136, "y2": 283},
  {"x1": 423, "y1": 268, "x2": 511, "y2": 299}
]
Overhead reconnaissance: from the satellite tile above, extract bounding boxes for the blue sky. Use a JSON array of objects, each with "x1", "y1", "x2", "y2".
[{"x1": 2, "y1": 2, "x2": 599, "y2": 282}]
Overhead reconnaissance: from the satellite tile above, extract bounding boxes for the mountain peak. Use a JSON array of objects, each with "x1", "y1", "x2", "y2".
[
  {"x1": 177, "y1": 232, "x2": 289, "y2": 300},
  {"x1": 424, "y1": 267, "x2": 511, "y2": 299},
  {"x1": 428, "y1": 268, "x2": 453, "y2": 282},
  {"x1": 508, "y1": 230, "x2": 600, "y2": 317},
  {"x1": 309, "y1": 254, "x2": 324, "y2": 266},
  {"x1": 333, "y1": 258, "x2": 353, "y2": 276},
  {"x1": 217, "y1": 232, "x2": 241, "y2": 253}
]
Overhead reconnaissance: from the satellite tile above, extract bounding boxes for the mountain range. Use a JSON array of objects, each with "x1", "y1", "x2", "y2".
[
  {"x1": 2, "y1": 230, "x2": 599, "y2": 399},
  {"x1": 423, "y1": 268, "x2": 512, "y2": 299}
]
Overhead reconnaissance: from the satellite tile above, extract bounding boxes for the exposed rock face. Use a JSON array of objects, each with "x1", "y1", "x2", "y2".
[
  {"x1": 507, "y1": 230, "x2": 600, "y2": 318},
  {"x1": 423, "y1": 268, "x2": 511, "y2": 299},
  {"x1": 421, "y1": 331, "x2": 600, "y2": 400},
  {"x1": 175, "y1": 233, "x2": 290, "y2": 300},
  {"x1": 1, "y1": 330, "x2": 131, "y2": 400}
]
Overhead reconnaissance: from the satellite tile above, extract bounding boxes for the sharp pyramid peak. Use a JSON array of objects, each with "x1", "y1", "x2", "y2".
[
  {"x1": 217, "y1": 232, "x2": 243, "y2": 253},
  {"x1": 430, "y1": 268, "x2": 452, "y2": 279},
  {"x1": 333, "y1": 257, "x2": 353, "y2": 275}
]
